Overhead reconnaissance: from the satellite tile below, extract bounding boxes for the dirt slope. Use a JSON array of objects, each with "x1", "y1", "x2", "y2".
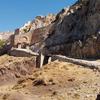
[
  {"x1": 0, "y1": 55, "x2": 36, "y2": 86},
  {"x1": 0, "y1": 55, "x2": 99, "y2": 100}
]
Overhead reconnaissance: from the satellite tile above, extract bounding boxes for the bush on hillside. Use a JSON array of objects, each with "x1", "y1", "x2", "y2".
[{"x1": 0, "y1": 40, "x2": 6, "y2": 48}]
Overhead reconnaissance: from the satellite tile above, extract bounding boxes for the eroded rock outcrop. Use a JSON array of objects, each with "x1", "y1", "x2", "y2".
[{"x1": 44, "y1": 0, "x2": 100, "y2": 58}]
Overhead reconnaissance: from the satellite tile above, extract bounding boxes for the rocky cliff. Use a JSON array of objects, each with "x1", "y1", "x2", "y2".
[{"x1": 44, "y1": 0, "x2": 100, "y2": 59}]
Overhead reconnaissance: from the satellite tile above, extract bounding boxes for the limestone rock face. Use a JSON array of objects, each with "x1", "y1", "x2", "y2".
[
  {"x1": 19, "y1": 14, "x2": 56, "y2": 34},
  {"x1": 44, "y1": 0, "x2": 100, "y2": 58}
]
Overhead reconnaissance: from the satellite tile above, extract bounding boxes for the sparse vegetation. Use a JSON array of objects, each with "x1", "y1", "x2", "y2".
[{"x1": 0, "y1": 39, "x2": 5, "y2": 48}]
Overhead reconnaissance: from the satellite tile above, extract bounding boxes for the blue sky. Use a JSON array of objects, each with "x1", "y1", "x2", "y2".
[{"x1": 0, "y1": 0, "x2": 77, "y2": 32}]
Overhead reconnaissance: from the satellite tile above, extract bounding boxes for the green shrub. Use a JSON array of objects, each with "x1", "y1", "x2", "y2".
[
  {"x1": 0, "y1": 40, "x2": 5, "y2": 48},
  {"x1": 23, "y1": 29, "x2": 27, "y2": 33}
]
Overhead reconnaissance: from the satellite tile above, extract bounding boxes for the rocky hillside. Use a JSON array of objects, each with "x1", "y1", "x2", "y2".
[
  {"x1": 44, "y1": 0, "x2": 100, "y2": 59},
  {"x1": 1, "y1": 0, "x2": 100, "y2": 59},
  {"x1": 19, "y1": 14, "x2": 56, "y2": 34},
  {"x1": 11, "y1": 0, "x2": 100, "y2": 60}
]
